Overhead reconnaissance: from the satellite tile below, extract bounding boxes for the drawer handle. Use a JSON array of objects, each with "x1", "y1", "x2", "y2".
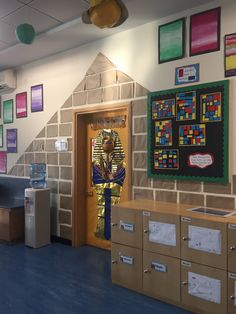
[
  {"x1": 182, "y1": 236, "x2": 189, "y2": 241},
  {"x1": 111, "y1": 223, "x2": 118, "y2": 227},
  {"x1": 230, "y1": 295, "x2": 236, "y2": 300},
  {"x1": 111, "y1": 260, "x2": 118, "y2": 264},
  {"x1": 143, "y1": 269, "x2": 151, "y2": 274},
  {"x1": 230, "y1": 245, "x2": 236, "y2": 251},
  {"x1": 144, "y1": 230, "x2": 149, "y2": 234},
  {"x1": 182, "y1": 281, "x2": 188, "y2": 286}
]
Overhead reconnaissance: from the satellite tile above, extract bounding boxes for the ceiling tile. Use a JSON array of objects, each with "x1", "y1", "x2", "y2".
[
  {"x1": 17, "y1": 0, "x2": 34, "y2": 3},
  {"x1": 2, "y1": 6, "x2": 61, "y2": 34},
  {"x1": 0, "y1": 40, "x2": 9, "y2": 51},
  {"x1": 0, "y1": 0, "x2": 23, "y2": 18},
  {"x1": 0, "y1": 21, "x2": 17, "y2": 45},
  {"x1": 30, "y1": 0, "x2": 89, "y2": 22}
]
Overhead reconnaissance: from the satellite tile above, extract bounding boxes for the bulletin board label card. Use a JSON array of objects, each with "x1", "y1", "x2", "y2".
[{"x1": 148, "y1": 80, "x2": 229, "y2": 182}]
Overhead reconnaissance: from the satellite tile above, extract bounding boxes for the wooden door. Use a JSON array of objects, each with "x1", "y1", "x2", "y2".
[
  {"x1": 111, "y1": 242, "x2": 142, "y2": 292},
  {"x1": 181, "y1": 260, "x2": 227, "y2": 314},
  {"x1": 181, "y1": 216, "x2": 227, "y2": 270},
  {"x1": 111, "y1": 205, "x2": 142, "y2": 249},
  {"x1": 77, "y1": 107, "x2": 130, "y2": 250},
  {"x1": 143, "y1": 211, "x2": 180, "y2": 258},
  {"x1": 228, "y1": 272, "x2": 236, "y2": 314},
  {"x1": 143, "y1": 251, "x2": 180, "y2": 303},
  {"x1": 228, "y1": 224, "x2": 236, "y2": 272}
]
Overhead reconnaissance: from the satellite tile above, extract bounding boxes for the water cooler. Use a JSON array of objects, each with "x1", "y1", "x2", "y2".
[{"x1": 24, "y1": 188, "x2": 50, "y2": 248}]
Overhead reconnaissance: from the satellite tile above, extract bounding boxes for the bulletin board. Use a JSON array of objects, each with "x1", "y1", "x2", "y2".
[{"x1": 147, "y1": 80, "x2": 229, "y2": 182}]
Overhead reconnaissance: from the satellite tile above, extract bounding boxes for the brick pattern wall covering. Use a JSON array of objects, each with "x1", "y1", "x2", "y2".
[{"x1": 8, "y1": 52, "x2": 236, "y2": 241}]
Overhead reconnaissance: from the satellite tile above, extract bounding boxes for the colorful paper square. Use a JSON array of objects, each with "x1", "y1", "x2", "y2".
[
  {"x1": 155, "y1": 120, "x2": 172, "y2": 146},
  {"x1": 176, "y1": 91, "x2": 196, "y2": 121},
  {"x1": 201, "y1": 92, "x2": 221, "y2": 122},
  {"x1": 154, "y1": 149, "x2": 179, "y2": 170},
  {"x1": 152, "y1": 99, "x2": 175, "y2": 119},
  {"x1": 179, "y1": 124, "x2": 206, "y2": 146}
]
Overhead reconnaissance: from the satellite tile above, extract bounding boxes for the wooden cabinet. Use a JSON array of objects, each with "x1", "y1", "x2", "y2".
[
  {"x1": 228, "y1": 272, "x2": 236, "y2": 314},
  {"x1": 111, "y1": 199, "x2": 236, "y2": 314},
  {"x1": 143, "y1": 211, "x2": 180, "y2": 258},
  {"x1": 181, "y1": 216, "x2": 227, "y2": 270},
  {"x1": 111, "y1": 206, "x2": 142, "y2": 249},
  {"x1": 181, "y1": 260, "x2": 227, "y2": 314},
  {"x1": 228, "y1": 224, "x2": 236, "y2": 273},
  {"x1": 111, "y1": 242, "x2": 142, "y2": 292},
  {"x1": 0, "y1": 207, "x2": 24, "y2": 242},
  {"x1": 143, "y1": 250, "x2": 180, "y2": 303}
]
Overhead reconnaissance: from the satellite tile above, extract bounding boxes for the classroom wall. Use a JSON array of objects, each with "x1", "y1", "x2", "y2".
[{"x1": 1, "y1": 0, "x2": 236, "y2": 239}]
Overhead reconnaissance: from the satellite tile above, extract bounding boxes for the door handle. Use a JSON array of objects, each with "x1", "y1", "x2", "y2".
[
  {"x1": 86, "y1": 191, "x2": 94, "y2": 196},
  {"x1": 182, "y1": 281, "x2": 189, "y2": 286},
  {"x1": 143, "y1": 269, "x2": 151, "y2": 274}
]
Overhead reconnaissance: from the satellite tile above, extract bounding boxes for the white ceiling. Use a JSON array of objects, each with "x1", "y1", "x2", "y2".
[{"x1": 0, "y1": 0, "x2": 214, "y2": 71}]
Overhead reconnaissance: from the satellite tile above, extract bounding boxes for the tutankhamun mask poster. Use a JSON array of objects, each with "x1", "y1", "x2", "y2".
[{"x1": 92, "y1": 129, "x2": 126, "y2": 240}]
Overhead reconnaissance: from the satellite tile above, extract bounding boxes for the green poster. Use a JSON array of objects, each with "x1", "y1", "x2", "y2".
[
  {"x1": 0, "y1": 125, "x2": 3, "y2": 147},
  {"x1": 3, "y1": 99, "x2": 13, "y2": 124},
  {"x1": 159, "y1": 18, "x2": 185, "y2": 63}
]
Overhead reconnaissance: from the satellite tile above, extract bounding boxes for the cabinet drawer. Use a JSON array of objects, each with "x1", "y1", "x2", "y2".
[
  {"x1": 228, "y1": 224, "x2": 236, "y2": 272},
  {"x1": 111, "y1": 243, "x2": 142, "y2": 291},
  {"x1": 111, "y1": 206, "x2": 142, "y2": 248},
  {"x1": 181, "y1": 260, "x2": 227, "y2": 314},
  {"x1": 143, "y1": 211, "x2": 180, "y2": 258},
  {"x1": 181, "y1": 216, "x2": 227, "y2": 270},
  {"x1": 143, "y1": 251, "x2": 180, "y2": 303},
  {"x1": 228, "y1": 272, "x2": 236, "y2": 314}
]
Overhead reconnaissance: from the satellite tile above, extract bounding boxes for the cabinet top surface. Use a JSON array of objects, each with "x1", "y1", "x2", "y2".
[{"x1": 113, "y1": 199, "x2": 236, "y2": 224}]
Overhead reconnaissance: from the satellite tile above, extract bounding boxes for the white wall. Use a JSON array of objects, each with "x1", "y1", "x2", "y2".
[{"x1": 1, "y1": 0, "x2": 235, "y2": 175}]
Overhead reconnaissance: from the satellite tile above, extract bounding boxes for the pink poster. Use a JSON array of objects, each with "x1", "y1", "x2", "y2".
[
  {"x1": 0, "y1": 152, "x2": 7, "y2": 173},
  {"x1": 16, "y1": 92, "x2": 27, "y2": 118},
  {"x1": 190, "y1": 7, "x2": 220, "y2": 56}
]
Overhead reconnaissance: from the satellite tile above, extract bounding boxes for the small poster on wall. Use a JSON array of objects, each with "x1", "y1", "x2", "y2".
[
  {"x1": 175, "y1": 64, "x2": 199, "y2": 85},
  {"x1": 31, "y1": 84, "x2": 43, "y2": 112},
  {"x1": 3, "y1": 99, "x2": 13, "y2": 124},
  {"x1": 225, "y1": 33, "x2": 236, "y2": 77},
  {"x1": 0, "y1": 152, "x2": 7, "y2": 173},
  {"x1": 7, "y1": 128, "x2": 17, "y2": 153},
  {"x1": 190, "y1": 7, "x2": 221, "y2": 56},
  {"x1": 0, "y1": 125, "x2": 3, "y2": 148},
  {"x1": 16, "y1": 92, "x2": 27, "y2": 118},
  {"x1": 158, "y1": 18, "x2": 185, "y2": 63}
]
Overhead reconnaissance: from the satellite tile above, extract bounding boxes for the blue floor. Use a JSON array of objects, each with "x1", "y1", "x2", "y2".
[{"x1": 0, "y1": 243, "x2": 192, "y2": 314}]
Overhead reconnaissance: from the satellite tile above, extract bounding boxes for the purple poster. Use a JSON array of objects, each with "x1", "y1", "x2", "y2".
[
  {"x1": 7, "y1": 128, "x2": 17, "y2": 153},
  {"x1": 31, "y1": 84, "x2": 43, "y2": 112}
]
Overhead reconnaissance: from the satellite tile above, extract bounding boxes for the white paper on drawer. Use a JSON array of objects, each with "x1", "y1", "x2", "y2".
[
  {"x1": 188, "y1": 272, "x2": 221, "y2": 304},
  {"x1": 188, "y1": 225, "x2": 221, "y2": 254},
  {"x1": 149, "y1": 221, "x2": 176, "y2": 246}
]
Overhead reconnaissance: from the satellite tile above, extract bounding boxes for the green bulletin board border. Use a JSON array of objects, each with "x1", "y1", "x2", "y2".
[{"x1": 147, "y1": 80, "x2": 229, "y2": 182}]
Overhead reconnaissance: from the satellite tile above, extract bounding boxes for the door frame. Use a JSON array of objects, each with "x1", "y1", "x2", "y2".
[{"x1": 72, "y1": 102, "x2": 132, "y2": 247}]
